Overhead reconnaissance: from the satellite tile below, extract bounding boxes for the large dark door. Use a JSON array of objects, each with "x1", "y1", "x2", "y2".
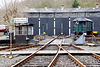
[
  {"x1": 40, "y1": 18, "x2": 54, "y2": 35},
  {"x1": 55, "y1": 18, "x2": 69, "y2": 35},
  {"x1": 28, "y1": 18, "x2": 39, "y2": 35},
  {"x1": 55, "y1": 18, "x2": 61, "y2": 35},
  {"x1": 40, "y1": 18, "x2": 46, "y2": 35},
  {"x1": 62, "y1": 18, "x2": 69, "y2": 35},
  {"x1": 78, "y1": 23, "x2": 82, "y2": 31},
  {"x1": 47, "y1": 18, "x2": 54, "y2": 35}
]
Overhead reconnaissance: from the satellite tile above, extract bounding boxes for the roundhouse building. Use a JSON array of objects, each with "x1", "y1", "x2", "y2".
[{"x1": 15, "y1": 5, "x2": 100, "y2": 44}]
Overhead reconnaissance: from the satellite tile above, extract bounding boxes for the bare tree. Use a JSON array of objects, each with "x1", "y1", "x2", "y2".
[
  {"x1": 0, "y1": 0, "x2": 25, "y2": 54},
  {"x1": 2, "y1": 0, "x2": 20, "y2": 32}
]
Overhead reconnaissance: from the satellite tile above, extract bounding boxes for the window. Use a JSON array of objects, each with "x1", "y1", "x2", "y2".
[
  {"x1": 74, "y1": 22, "x2": 78, "y2": 27},
  {"x1": 83, "y1": 22, "x2": 86, "y2": 27},
  {"x1": 15, "y1": 27, "x2": 19, "y2": 35},
  {"x1": 15, "y1": 25, "x2": 34, "y2": 35},
  {"x1": 28, "y1": 26, "x2": 33, "y2": 35}
]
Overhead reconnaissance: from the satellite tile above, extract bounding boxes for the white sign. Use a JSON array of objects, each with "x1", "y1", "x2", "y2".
[{"x1": 14, "y1": 18, "x2": 28, "y2": 23}]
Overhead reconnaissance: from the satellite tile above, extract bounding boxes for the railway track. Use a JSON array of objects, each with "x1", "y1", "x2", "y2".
[
  {"x1": 11, "y1": 36, "x2": 100, "y2": 67},
  {"x1": 0, "y1": 44, "x2": 24, "y2": 51},
  {"x1": 11, "y1": 37, "x2": 57, "y2": 67},
  {"x1": 52, "y1": 37, "x2": 100, "y2": 67},
  {"x1": 0, "y1": 36, "x2": 55, "y2": 51},
  {"x1": 20, "y1": 55, "x2": 55, "y2": 67},
  {"x1": 71, "y1": 44, "x2": 100, "y2": 67},
  {"x1": 0, "y1": 44, "x2": 41, "y2": 51},
  {"x1": 6, "y1": 45, "x2": 40, "y2": 51},
  {"x1": 53, "y1": 54, "x2": 79, "y2": 67},
  {"x1": 47, "y1": 38, "x2": 85, "y2": 67},
  {"x1": 43, "y1": 45, "x2": 59, "y2": 50},
  {"x1": 62, "y1": 45, "x2": 81, "y2": 50},
  {"x1": 59, "y1": 38, "x2": 100, "y2": 67},
  {"x1": 74, "y1": 54, "x2": 100, "y2": 67}
]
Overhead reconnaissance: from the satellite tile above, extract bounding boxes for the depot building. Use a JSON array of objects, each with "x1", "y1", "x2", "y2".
[{"x1": 14, "y1": 5, "x2": 100, "y2": 44}]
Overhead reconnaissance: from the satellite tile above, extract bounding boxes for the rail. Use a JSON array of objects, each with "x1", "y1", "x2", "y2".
[
  {"x1": 11, "y1": 37, "x2": 57, "y2": 67},
  {"x1": 0, "y1": 44, "x2": 24, "y2": 51},
  {"x1": 72, "y1": 44, "x2": 85, "y2": 50},
  {"x1": 72, "y1": 44, "x2": 100, "y2": 66},
  {"x1": 7, "y1": 45, "x2": 40, "y2": 51},
  {"x1": 59, "y1": 43, "x2": 86, "y2": 67},
  {"x1": 11, "y1": 36, "x2": 100, "y2": 67},
  {"x1": 92, "y1": 53, "x2": 100, "y2": 59},
  {"x1": 49, "y1": 38, "x2": 86, "y2": 67},
  {"x1": 48, "y1": 48, "x2": 60, "y2": 67},
  {"x1": 68, "y1": 53, "x2": 86, "y2": 67}
]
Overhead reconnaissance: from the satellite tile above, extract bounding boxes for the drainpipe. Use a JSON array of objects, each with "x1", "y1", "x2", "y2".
[{"x1": 69, "y1": 17, "x2": 71, "y2": 36}]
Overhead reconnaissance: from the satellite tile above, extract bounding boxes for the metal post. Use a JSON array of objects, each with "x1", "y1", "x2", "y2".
[{"x1": 27, "y1": 25, "x2": 28, "y2": 44}]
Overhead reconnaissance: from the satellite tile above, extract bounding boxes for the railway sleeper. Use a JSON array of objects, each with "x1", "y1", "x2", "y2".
[
  {"x1": 20, "y1": 55, "x2": 54, "y2": 67},
  {"x1": 62, "y1": 45, "x2": 81, "y2": 50},
  {"x1": 43, "y1": 45, "x2": 59, "y2": 50},
  {"x1": 74, "y1": 55, "x2": 100, "y2": 66},
  {"x1": 53, "y1": 55, "x2": 79, "y2": 67}
]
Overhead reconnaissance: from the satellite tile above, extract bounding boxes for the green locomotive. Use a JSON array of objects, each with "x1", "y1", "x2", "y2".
[{"x1": 73, "y1": 18, "x2": 93, "y2": 35}]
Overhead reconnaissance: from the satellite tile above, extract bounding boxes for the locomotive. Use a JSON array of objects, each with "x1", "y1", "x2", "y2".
[{"x1": 73, "y1": 18, "x2": 93, "y2": 35}]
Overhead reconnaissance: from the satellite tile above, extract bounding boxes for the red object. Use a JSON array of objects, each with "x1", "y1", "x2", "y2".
[
  {"x1": 92, "y1": 32, "x2": 93, "y2": 35},
  {"x1": 0, "y1": 29, "x2": 6, "y2": 32},
  {"x1": 5, "y1": 54, "x2": 7, "y2": 56}
]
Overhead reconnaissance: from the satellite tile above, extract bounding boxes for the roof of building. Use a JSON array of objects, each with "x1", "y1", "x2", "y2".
[
  {"x1": 22, "y1": 7, "x2": 100, "y2": 13},
  {"x1": 73, "y1": 18, "x2": 92, "y2": 22},
  {"x1": 87, "y1": 7, "x2": 100, "y2": 12}
]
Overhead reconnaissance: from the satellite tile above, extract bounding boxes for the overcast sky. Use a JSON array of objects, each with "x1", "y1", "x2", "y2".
[{"x1": 0, "y1": 0, "x2": 23, "y2": 8}]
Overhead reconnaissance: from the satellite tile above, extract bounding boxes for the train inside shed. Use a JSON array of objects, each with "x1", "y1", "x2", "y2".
[{"x1": 73, "y1": 18, "x2": 93, "y2": 35}]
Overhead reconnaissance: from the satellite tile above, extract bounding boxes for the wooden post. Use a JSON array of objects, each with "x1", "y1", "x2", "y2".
[{"x1": 10, "y1": 33, "x2": 12, "y2": 55}]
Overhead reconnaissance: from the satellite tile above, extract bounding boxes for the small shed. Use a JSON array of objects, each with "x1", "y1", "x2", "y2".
[{"x1": 15, "y1": 23, "x2": 34, "y2": 44}]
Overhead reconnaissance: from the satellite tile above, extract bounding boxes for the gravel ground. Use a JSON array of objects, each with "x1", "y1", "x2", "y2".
[
  {"x1": 78, "y1": 46, "x2": 100, "y2": 51},
  {"x1": 54, "y1": 55, "x2": 79, "y2": 67},
  {"x1": 63, "y1": 38, "x2": 72, "y2": 44},
  {"x1": 62, "y1": 46, "x2": 80, "y2": 50},
  {"x1": 44, "y1": 45, "x2": 58, "y2": 50},
  {"x1": 39, "y1": 39, "x2": 52, "y2": 44},
  {"x1": 39, "y1": 36, "x2": 53, "y2": 45},
  {"x1": 18, "y1": 45, "x2": 58, "y2": 51},
  {"x1": 74, "y1": 55, "x2": 100, "y2": 66},
  {"x1": 21, "y1": 55, "x2": 54, "y2": 67},
  {"x1": 0, "y1": 55, "x2": 27, "y2": 67},
  {"x1": 50, "y1": 39, "x2": 62, "y2": 44}
]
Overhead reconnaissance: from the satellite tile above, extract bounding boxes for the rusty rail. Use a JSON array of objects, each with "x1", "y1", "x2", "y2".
[
  {"x1": 92, "y1": 53, "x2": 100, "y2": 59},
  {"x1": 50, "y1": 44, "x2": 86, "y2": 67},
  {"x1": 72, "y1": 44, "x2": 100, "y2": 62},
  {"x1": 0, "y1": 44, "x2": 24, "y2": 51},
  {"x1": 57, "y1": 39, "x2": 86, "y2": 67},
  {"x1": 12, "y1": 36, "x2": 100, "y2": 67},
  {"x1": 72, "y1": 44, "x2": 85, "y2": 50},
  {"x1": 7, "y1": 45, "x2": 40, "y2": 51},
  {"x1": 11, "y1": 38, "x2": 56, "y2": 67},
  {"x1": 68, "y1": 53, "x2": 86, "y2": 67},
  {"x1": 48, "y1": 48, "x2": 60, "y2": 67}
]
